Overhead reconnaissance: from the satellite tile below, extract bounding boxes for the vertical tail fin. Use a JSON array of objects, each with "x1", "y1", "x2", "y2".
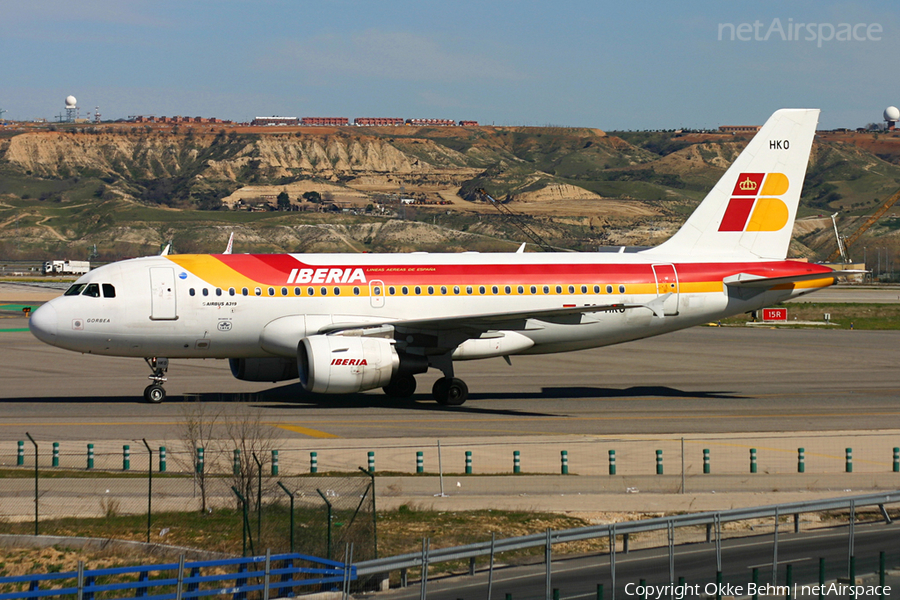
[{"x1": 646, "y1": 108, "x2": 819, "y2": 260}]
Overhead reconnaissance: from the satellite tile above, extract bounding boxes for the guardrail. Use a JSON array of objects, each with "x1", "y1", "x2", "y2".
[
  {"x1": 354, "y1": 490, "x2": 900, "y2": 577},
  {"x1": 0, "y1": 551, "x2": 354, "y2": 600}
]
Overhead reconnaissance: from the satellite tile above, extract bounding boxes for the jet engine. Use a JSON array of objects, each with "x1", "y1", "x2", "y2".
[
  {"x1": 229, "y1": 357, "x2": 299, "y2": 382},
  {"x1": 298, "y1": 335, "x2": 399, "y2": 394}
]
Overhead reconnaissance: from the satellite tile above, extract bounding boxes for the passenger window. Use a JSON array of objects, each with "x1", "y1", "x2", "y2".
[
  {"x1": 517, "y1": 286, "x2": 524, "y2": 294},
  {"x1": 581, "y1": 285, "x2": 588, "y2": 294},
  {"x1": 389, "y1": 286, "x2": 396, "y2": 295},
  {"x1": 619, "y1": 285, "x2": 626, "y2": 293},
  {"x1": 556, "y1": 285, "x2": 562, "y2": 294},
  {"x1": 594, "y1": 285, "x2": 600, "y2": 294},
  {"x1": 491, "y1": 286, "x2": 499, "y2": 294},
  {"x1": 216, "y1": 288, "x2": 222, "y2": 296},
  {"x1": 606, "y1": 285, "x2": 613, "y2": 294},
  {"x1": 281, "y1": 287, "x2": 288, "y2": 296},
  {"x1": 373, "y1": 286, "x2": 381, "y2": 295},
  {"x1": 307, "y1": 287, "x2": 314, "y2": 296},
  {"x1": 505, "y1": 286, "x2": 512, "y2": 294},
  {"x1": 568, "y1": 285, "x2": 575, "y2": 294},
  {"x1": 320, "y1": 287, "x2": 327, "y2": 296},
  {"x1": 333, "y1": 287, "x2": 340, "y2": 295},
  {"x1": 479, "y1": 286, "x2": 486, "y2": 294},
  {"x1": 453, "y1": 286, "x2": 460, "y2": 295},
  {"x1": 543, "y1": 285, "x2": 550, "y2": 294},
  {"x1": 102, "y1": 284, "x2": 116, "y2": 298},
  {"x1": 427, "y1": 286, "x2": 434, "y2": 295},
  {"x1": 414, "y1": 286, "x2": 421, "y2": 295},
  {"x1": 401, "y1": 286, "x2": 409, "y2": 295},
  {"x1": 267, "y1": 287, "x2": 274, "y2": 296},
  {"x1": 255, "y1": 288, "x2": 262, "y2": 296},
  {"x1": 530, "y1": 285, "x2": 536, "y2": 294},
  {"x1": 440, "y1": 286, "x2": 447, "y2": 295},
  {"x1": 189, "y1": 288, "x2": 196, "y2": 297},
  {"x1": 466, "y1": 286, "x2": 473, "y2": 294},
  {"x1": 202, "y1": 288, "x2": 209, "y2": 296},
  {"x1": 229, "y1": 288, "x2": 236, "y2": 296},
  {"x1": 242, "y1": 288, "x2": 249, "y2": 296},
  {"x1": 355, "y1": 287, "x2": 361, "y2": 296},
  {"x1": 294, "y1": 287, "x2": 301, "y2": 295},
  {"x1": 64, "y1": 284, "x2": 86, "y2": 296}
]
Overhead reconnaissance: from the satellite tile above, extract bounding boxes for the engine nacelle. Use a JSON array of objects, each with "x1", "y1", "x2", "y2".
[
  {"x1": 229, "y1": 357, "x2": 299, "y2": 382},
  {"x1": 298, "y1": 335, "x2": 399, "y2": 394}
]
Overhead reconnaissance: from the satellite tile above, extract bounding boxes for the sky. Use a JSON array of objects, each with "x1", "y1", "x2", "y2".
[{"x1": 1, "y1": 0, "x2": 898, "y2": 130}]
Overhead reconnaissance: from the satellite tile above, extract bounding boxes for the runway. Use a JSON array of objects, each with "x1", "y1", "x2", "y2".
[{"x1": 1, "y1": 312, "x2": 899, "y2": 441}]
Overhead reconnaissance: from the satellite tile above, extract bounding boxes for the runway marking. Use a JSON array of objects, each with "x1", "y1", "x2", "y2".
[{"x1": 278, "y1": 425, "x2": 339, "y2": 438}]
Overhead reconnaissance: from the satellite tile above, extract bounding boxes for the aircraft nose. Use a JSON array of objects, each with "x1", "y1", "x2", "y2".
[{"x1": 29, "y1": 302, "x2": 58, "y2": 343}]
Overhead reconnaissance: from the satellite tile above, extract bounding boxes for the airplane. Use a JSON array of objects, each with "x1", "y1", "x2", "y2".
[{"x1": 29, "y1": 109, "x2": 842, "y2": 405}]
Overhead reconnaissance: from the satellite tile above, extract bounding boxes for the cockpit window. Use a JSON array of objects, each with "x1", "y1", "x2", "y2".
[
  {"x1": 102, "y1": 284, "x2": 116, "y2": 298},
  {"x1": 83, "y1": 283, "x2": 101, "y2": 298},
  {"x1": 64, "y1": 284, "x2": 86, "y2": 296}
]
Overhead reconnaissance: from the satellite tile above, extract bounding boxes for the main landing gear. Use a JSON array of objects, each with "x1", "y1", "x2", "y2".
[
  {"x1": 143, "y1": 357, "x2": 169, "y2": 404},
  {"x1": 381, "y1": 352, "x2": 470, "y2": 406}
]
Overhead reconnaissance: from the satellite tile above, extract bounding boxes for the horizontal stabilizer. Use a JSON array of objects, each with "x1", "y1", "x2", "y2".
[{"x1": 723, "y1": 270, "x2": 843, "y2": 288}]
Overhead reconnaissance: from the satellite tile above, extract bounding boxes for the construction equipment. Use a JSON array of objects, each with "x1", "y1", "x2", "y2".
[
  {"x1": 475, "y1": 188, "x2": 556, "y2": 252},
  {"x1": 826, "y1": 187, "x2": 900, "y2": 263}
]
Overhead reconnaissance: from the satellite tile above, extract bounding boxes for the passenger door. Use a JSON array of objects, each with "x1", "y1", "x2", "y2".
[{"x1": 149, "y1": 267, "x2": 178, "y2": 320}]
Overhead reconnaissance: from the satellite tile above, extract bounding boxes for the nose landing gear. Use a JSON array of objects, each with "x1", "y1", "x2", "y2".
[{"x1": 143, "y1": 357, "x2": 169, "y2": 403}]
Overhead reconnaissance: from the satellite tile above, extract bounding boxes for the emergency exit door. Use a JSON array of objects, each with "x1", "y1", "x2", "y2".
[{"x1": 651, "y1": 263, "x2": 680, "y2": 316}]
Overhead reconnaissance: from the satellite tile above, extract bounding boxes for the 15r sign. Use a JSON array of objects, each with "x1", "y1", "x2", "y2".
[{"x1": 762, "y1": 308, "x2": 787, "y2": 321}]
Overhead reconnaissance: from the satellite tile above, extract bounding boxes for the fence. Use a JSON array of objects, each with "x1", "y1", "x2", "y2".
[{"x1": 0, "y1": 551, "x2": 354, "y2": 599}]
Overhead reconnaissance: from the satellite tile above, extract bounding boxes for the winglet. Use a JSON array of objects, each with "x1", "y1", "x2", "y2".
[{"x1": 224, "y1": 232, "x2": 234, "y2": 254}]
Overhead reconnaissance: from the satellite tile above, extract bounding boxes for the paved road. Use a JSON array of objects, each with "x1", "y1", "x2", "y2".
[
  {"x1": 1, "y1": 316, "x2": 899, "y2": 440},
  {"x1": 364, "y1": 522, "x2": 900, "y2": 599}
]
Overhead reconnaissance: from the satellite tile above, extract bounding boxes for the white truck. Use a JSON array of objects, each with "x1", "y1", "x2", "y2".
[{"x1": 43, "y1": 260, "x2": 90, "y2": 275}]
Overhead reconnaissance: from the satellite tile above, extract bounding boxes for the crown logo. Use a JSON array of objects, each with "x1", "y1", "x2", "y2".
[{"x1": 739, "y1": 177, "x2": 758, "y2": 192}]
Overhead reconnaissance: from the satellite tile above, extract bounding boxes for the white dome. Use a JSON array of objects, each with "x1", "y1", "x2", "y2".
[
  {"x1": 65, "y1": 95, "x2": 77, "y2": 108},
  {"x1": 884, "y1": 106, "x2": 900, "y2": 122}
]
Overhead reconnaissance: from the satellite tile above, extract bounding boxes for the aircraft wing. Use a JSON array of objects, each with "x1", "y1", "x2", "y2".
[
  {"x1": 722, "y1": 270, "x2": 860, "y2": 288},
  {"x1": 317, "y1": 301, "x2": 648, "y2": 336}
]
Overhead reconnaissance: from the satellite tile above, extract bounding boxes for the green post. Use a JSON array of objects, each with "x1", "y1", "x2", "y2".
[
  {"x1": 87, "y1": 443, "x2": 94, "y2": 470},
  {"x1": 159, "y1": 446, "x2": 167, "y2": 472},
  {"x1": 196, "y1": 447, "x2": 204, "y2": 474},
  {"x1": 798, "y1": 448, "x2": 805, "y2": 473},
  {"x1": 513, "y1": 450, "x2": 521, "y2": 474},
  {"x1": 597, "y1": 583, "x2": 603, "y2": 600},
  {"x1": 845, "y1": 447, "x2": 853, "y2": 473},
  {"x1": 368, "y1": 450, "x2": 375, "y2": 473},
  {"x1": 310, "y1": 451, "x2": 318, "y2": 473},
  {"x1": 639, "y1": 579, "x2": 647, "y2": 600},
  {"x1": 123, "y1": 444, "x2": 130, "y2": 471},
  {"x1": 465, "y1": 450, "x2": 473, "y2": 474},
  {"x1": 750, "y1": 448, "x2": 757, "y2": 473},
  {"x1": 506, "y1": 594, "x2": 512, "y2": 600},
  {"x1": 656, "y1": 449, "x2": 663, "y2": 475},
  {"x1": 416, "y1": 451, "x2": 424, "y2": 473},
  {"x1": 608, "y1": 449, "x2": 616, "y2": 475},
  {"x1": 271, "y1": 450, "x2": 279, "y2": 476},
  {"x1": 553, "y1": 589, "x2": 560, "y2": 600},
  {"x1": 786, "y1": 564, "x2": 793, "y2": 600},
  {"x1": 233, "y1": 449, "x2": 241, "y2": 475},
  {"x1": 17, "y1": 441, "x2": 24, "y2": 466},
  {"x1": 561, "y1": 450, "x2": 569, "y2": 475},
  {"x1": 752, "y1": 567, "x2": 759, "y2": 600},
  {"x1": 703, "y1": 448, "x2": 710, "y2": 474},
  {"x1": 893, "y1": 448, "x2": 899, "y2": 472},
  {"x1": 52, "y1": 442, "x2": 59, "y2": 468},
  {"x1": 716, "y1": 570, "x2": 723, "y2": 600}
]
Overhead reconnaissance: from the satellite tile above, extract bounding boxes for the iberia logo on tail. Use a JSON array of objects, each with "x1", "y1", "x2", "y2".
[{"x1": 718, "y1": 173, "x2": 790, "y2": 232}]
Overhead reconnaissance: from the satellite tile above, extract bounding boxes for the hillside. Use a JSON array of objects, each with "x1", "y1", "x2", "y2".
[{"x1": 2, "y1": 123, "x2": 900, "y2": 261}]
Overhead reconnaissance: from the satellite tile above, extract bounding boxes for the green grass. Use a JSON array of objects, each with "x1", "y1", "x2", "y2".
[{"x1": 722, "y1": 302, "x2": 900, "y2": 330}]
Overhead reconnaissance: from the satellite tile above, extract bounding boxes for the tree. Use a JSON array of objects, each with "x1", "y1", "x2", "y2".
[
  {"x1": 302, "y1": 191, "x2": 321, "y2": 204},
  {"x1": 276, "y1": 191, "x2": 291, "y2": 211},
  {"x1": 178, "y1": 401, "x2": 222, "y2": 514}
]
